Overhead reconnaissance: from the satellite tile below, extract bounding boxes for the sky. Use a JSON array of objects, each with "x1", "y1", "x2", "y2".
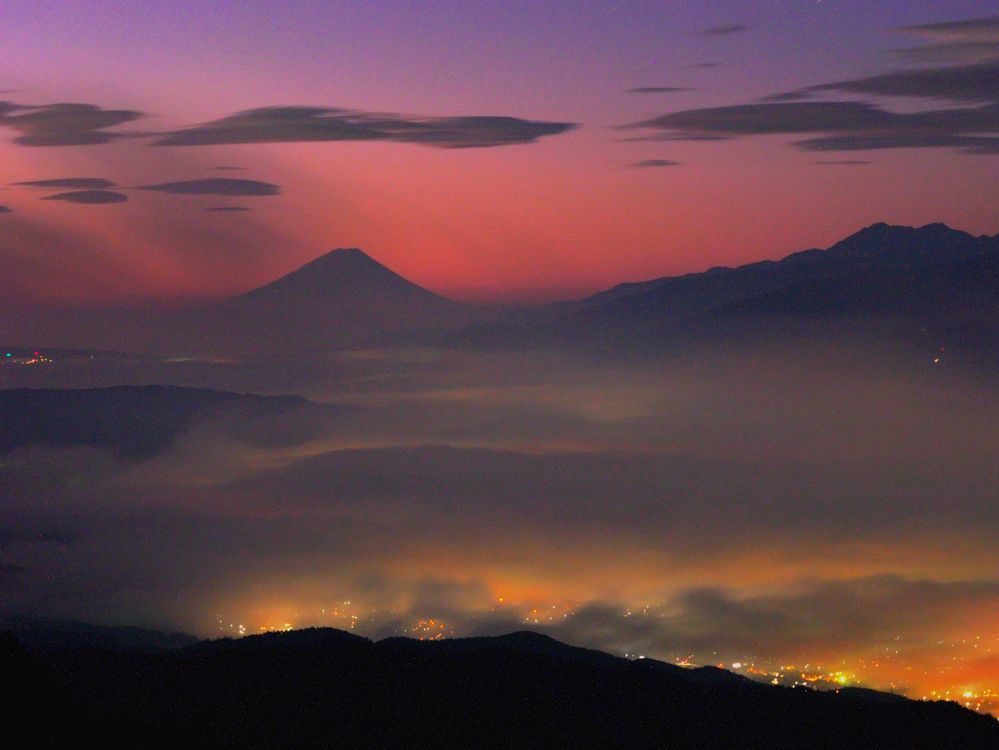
[
  {"x1": 0, "y1": 1, "x2": 996, "y2": 305},
  {"x1": 1, "y1": 1, "x2": 997, "y2": 716}
]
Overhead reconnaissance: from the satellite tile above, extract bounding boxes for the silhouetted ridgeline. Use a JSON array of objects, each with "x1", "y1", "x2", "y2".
[
  {"x1": 2, "y1": 626, "x2": 996, "y2": 749},
  {"x1": 448, "y1": 223, "x2": 998, "y2": 365}
]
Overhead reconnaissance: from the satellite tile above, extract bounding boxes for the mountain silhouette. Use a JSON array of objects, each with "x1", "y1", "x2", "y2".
[
  {"x1": 450, "y1": 223, "x2": 998, "y2": 363},
  {"x1": 170, "y1": 248, "x2": 478, "y2": 355},
  {"x1": 3, "y1": 624, "x2": 996, "y2": 749}
]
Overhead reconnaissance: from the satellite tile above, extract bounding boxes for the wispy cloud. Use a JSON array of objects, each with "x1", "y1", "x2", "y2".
[
  {"x1": 41, "y1": 190, "x2": 128, "y2": 204},
  {"x1": 0, "y1": 102, "x2": 142, "y2": 146},
  {"x1": 626, "y1": 87, "x2": 695, "y2": 94},
  {"x1": 698, "y1": 24, "x2": 750, "y2": 37},
  {"x1": 13, "y1": 178, "x2": 116, "y2": 190},
  {"x1": 154, "y1": 106, "x2": 577, "y2": 149},
  {"x1": 628, "y1": 159, "x2": 681, "y2": 168},
  {"x1": 137, "y1": 178, "x2": 280, "y2": 196}
]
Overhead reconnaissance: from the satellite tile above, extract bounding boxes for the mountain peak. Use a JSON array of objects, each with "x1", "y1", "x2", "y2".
[
  {"x1": 848, "y1": 221, "x2": 960, "y2": 241},
  {"x1": 236, "y1": 246, "x2": 419, "y2": 300},
  {"x1": 319, "y1": 247, "x2": 374, "y2": 260}
]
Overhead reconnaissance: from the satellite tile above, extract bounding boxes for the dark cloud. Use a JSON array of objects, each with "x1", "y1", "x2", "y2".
[
  {"x1": 626, "y1": 87, "x2": 695, "y2": 94},
  {"x1": 0, "y1": 102, "x2": 142, "y2": 146},
  {"x1": 806, "y1": 60, "x2": 999, "y2": 103},
  {"x1": 639, "y1": 101, "x2": 896, "y2": 134},
  {"x1": 813, "y1": 160, "x2": 873, "y2": 165},
  {"x1": 898, "y1": 15, "x2": 999, "y2": 40},
  {"x1": 13, "y1": 178, "x2": 116, "y2": 190},
  {"x1": 760, "y1": 91, "x2": 814, "y2": 102},
  {"x1": 205, "y1": 206, "x2": 250, "y2": 212},
  {"x1": 153, "y1": 106, "x2": 577, "y2": 149},
  {"x1": 796, "y1": 133, "x2": 999, "y2": 154},
  {"x1": 632, "y1": 100, "x2": 999, "y2": 154},
  {"x1": 688, "y1": 21, "x2": 998, "y2": 156},
  {"x1": 698, "y1": 24, "x2": 750, "y2": 36},
  {"x1": 889, "y1": 16, "x2": 999, "y2": 65},
  {"x1": 892, "y1": 41, "x2": 999, "y2": 64},
  {"x1": 0, "y1": 206, "x2": 11, "y2": 214},
  {"x1": 41, "y1": 190, "x2": 128, "y2": 204},
  {"x1": 629, "y1": 159, "x2": 681, "y2": 168},
  {"x1": 137, "y1": 178, "x2": 280, "y2": 196}
]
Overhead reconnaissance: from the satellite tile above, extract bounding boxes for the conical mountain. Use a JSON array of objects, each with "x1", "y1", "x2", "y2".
[
  {"x1": 174, "y1": 248, "x2": 473, "y2": 355},
  {"x1": 225, "y1": 248, "x2": 451, "y2": 305}
]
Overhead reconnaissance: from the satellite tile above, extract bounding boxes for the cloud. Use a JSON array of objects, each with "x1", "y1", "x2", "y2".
[
  {"x1": 686, "y1": 62, "x2": 721, "y2": 69},
  {"x1": 629, "y1": 159, "x2": 681, "y2": 168},
  {"x1": 805, "y1": 60, "x2": 999, "y2": 103},
  {"x1": 631, "y1": 100, "x2": 999, "y2": 154},
  {"x1": 153, "y1": 106, "x2": 577, "y2": 148},
  {"x1": 760, "y1": 91, "x2": 814, "y2": 102},
  {"x1": 0, "y1": 102, "x2": 142, "y2": 146},
  {"x1": 898, "y1": 14, "x2": 999, "y2": 42},
  {"x1": 211, "y1": 166, "x2": 247, "y2": 171},
  {"x1": 669, "y1": 20, "x2": 998, "y2": 156},
  {"x1": 626, "y1": 87, "x2": 695, "y2": 94},
  {"x1": 639, "y1": 101, "x2": 898, "y2": 134},
  {"x1": 205, "y1": 206, "x2": 250, "y2": 212},
  {"x1": 41, "y1": 190, "x2": 128, "y2": 204},
  {"x1": 345, "y1": 574, "x2": 999, "y2": 668},
  {"x1": 13, "y1": 178, "x2": 116, "y2": 190},
  {"x1": 698, "y1": 24, "x2": 750, "y2": 37},
  {"x1": 813, "y1": 160, "x2": 872, "y2": 165},
  {"x1": 795, "y1": 133, "x2": 999, "y2": 154},
  {"x1": 137, "y1": 178, "x2": 280, "y2": 196},
  {"x1": 0, "y1": 206, "x2": 11, "y2": 214},
  {"x1": 890, "y1": 15, "x2": 999, "y2": 64},
  {"x1": 892, "y1": 41, "x2": 999, "y2": 65},
  {"x1": 541, "y1": 576, "x2": 999, "y2": 661}
]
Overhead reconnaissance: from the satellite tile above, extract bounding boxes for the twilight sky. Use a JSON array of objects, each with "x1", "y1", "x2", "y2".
[{"x1": 1, "y1": 1, "x2": 996, "y2": 306}]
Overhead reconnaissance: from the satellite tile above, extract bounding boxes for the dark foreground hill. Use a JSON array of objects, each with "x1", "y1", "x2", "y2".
[{"x1": 3, "y1": 626, "x2": 996, "y2": 749}]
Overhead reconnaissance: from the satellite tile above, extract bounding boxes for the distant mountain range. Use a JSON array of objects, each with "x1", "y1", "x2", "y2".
[
  {"x1": 3, "y1": 623, "x2": 997, "y2": 749},
  {"x1": 451, "y1": 222, "x2": 998, "y2": 360},
  {"x1": 3, "y1": 223, "x2": 995, "y2": 359}
]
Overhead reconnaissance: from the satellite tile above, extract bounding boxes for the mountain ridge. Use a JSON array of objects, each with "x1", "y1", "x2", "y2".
[
  {"x1": 4, "y1": 623, "x2": 996, "y2": 749},
  {"x1": 448, "y1": 222, "x2": 998, "y2": 361}
]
